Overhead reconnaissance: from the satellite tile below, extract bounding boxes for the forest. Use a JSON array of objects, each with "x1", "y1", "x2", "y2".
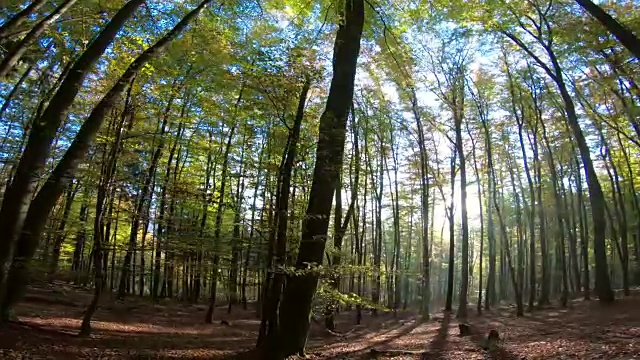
[{"x1": 0, "y1": 0, "x2": 639, "y2": 359}]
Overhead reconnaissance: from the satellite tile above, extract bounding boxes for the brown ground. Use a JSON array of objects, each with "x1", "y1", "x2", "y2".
[{"x1": 1, "y1": 283, "x2": 639, "y2": 359}]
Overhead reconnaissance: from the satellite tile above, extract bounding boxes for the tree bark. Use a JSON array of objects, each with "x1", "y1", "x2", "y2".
[
  {"x1": 0, "y1": 0, "x2": 145, "y2": 289},
  {"x1": 257, "y1": 74, "x2": 311, "y2": 351},
  {"x1": 503, "y1": 22, "x2": 614, "y2": 303},
  {"x1": 275, "y1": 1, "x2": 364, "y2": 356},
  {"x1": 0, "y1": 0, "x2": 78, "y2": 78},
  {"x1": 0, "y1": 0, "x2": 213, "y2": 319},
  {"x1": 0, "y1": 0, "x2": 48, "y2": 41},
  {"x1": 574, "y1": 0, "x2": 640, "y2": 60},
  {"x1": 205, "y1": 123, "x2": 237, "y2": 323}
]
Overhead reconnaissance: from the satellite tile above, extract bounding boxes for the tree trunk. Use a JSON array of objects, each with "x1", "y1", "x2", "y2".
[
  {"x1": 325, "y1": 110, "x2": 359, "y2": 330},
  {"x1": 504, "y1": 27, "x2": 614, "y2": 303},
  {"x1": 0, "y1": 0, "x2": 212, "y2": 318},
  {"x1": 492, "y1": 170, "x2": 524, "y2": 316},
  {"x1": 445, "y1": 150, "x2": 456, "y2": 312},
  {"x1": 408, "y1": 88, "x2": 431, "y2": 318},
  {"x1": 574, "y1": 0, "x2": 640, "y2": 59},
  {"x1": 0, "y1": 0, "x2": 145, "y2": 290},
  {"x1": 540, "y1": 120, "x2": 570, "y2": 307},
  {"x1": 258, "y1": 77, "x2": 310, "y2": 351},
  {"x1": 118, "y1": 83, "x2": 178, "y2": 300},
  {"x1": 276, "y1": 1, "x2": 364, "y2": 356},
  {"x1": 48, "y1": 181, "x2": 78, "y2": 275},
  {"x1": 454, "y1": 76, "x2": 469, "y2": 320},
  {"x1": 229, "y1": 132, "x2": 249, "y2": 310},
  {"x1": 0, "y1": 0, "x2": 78, "y2": 78},
  {"x1": 205, "y1": 123, "x2": 237, "y2": 323},
  {"x1": 0, "y1": 0, "x2": 48, "y2": 41}
]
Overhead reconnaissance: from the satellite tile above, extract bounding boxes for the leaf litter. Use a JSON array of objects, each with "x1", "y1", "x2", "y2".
[{"x1": 2, "y1": 285, "x2": 640, "y2": 359}]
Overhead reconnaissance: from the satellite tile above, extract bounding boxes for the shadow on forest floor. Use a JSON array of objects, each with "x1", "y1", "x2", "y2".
[{"x1": 3, "y1": 285, "x2": 640, "y2": 359}]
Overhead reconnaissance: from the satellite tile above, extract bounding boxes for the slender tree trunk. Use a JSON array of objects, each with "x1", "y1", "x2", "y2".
[
  {"x1": 466, "y1": 121, "x2": 484, "y2": 314},
  {"x1": 205, "y1": 123, "x2": 238, "y2": 323},
  {"x1": 229, "y1": 132, "x2": 249, "y2": 310},
  {"x1": 504, "y1": 26, "x2": 614, "y2": 303},
  {"x1": 445, "y1": 150, "x2": 456, "y2": 312},
  {"x1": 325, "y1": 109, "x2": 359, "y2": 330},
  {"x1": 493, "y1": 167, "x2": 524, "y2": 316},
  {"x1": 118, "y1": 87, "x2": 176, "y2": 300},
  {"x1": 454, "y1": 78, "x2": 469, "y2": 319},
  {"x1": 153, "y1": 121, "x2": 184, "y2": 299}
]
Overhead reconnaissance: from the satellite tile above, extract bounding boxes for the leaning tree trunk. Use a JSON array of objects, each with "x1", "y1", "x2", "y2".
[
  {"x1": 275, "y1": 1, "x2": 364, "y2": 357},
  {"x1": 574, "y1": 0, "x2": 640, "y2": 60},
  {"x1": 503, "y1": 27, "x2": 614, "y2": 303},
  {"x1": 0, "y1": 0, "x2": 48, "y2": 41},
  {"x1": 0, "y1": 0, "x2": 145, "y2": 292},
  {"x1": 257, "y1": 76, "x2": 310, "y2": 352},
  {"x1": 0, "y1": 0, "x2": 78, "y2": 78},
  {"x1": 0, "y1": 0, "x2": 214, "y2": 321}
]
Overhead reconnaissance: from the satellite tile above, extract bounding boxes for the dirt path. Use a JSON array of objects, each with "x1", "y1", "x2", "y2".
[{"x1": 1, "y1": 284, "x2": 639, "y2": 359}]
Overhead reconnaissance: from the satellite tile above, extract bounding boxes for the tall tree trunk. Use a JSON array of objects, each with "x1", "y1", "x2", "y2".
[
  {"x1": 325, "y1": 110, "x2": 359, "y2": 330},
  {"x1": 508, "y1": 65, "x2": 538, "y2": 310},
  {"x1": 153, "y1": 120, "x2": 184, "y2": 299},
  {"x1": 454, "y1": 76, "x2": 469, "y2": 320},
  {"x1": 492, "y1": 167, "x2": 524, "y2": 316},
  {"x1": 229, "y1": 132, "x2": 249, "y2": 310},
  {"x1": 243, "y1": 139, "x2": 266, "y2": 309},
  {"x1": 504, "y1": 26, "x2": 614, "y2": 303},
  {"x1": 276, "y1": 1, "x2": 364, "y2": 356},
  {"x1": 408, "y1": 88, "x2": 431, "y2": 318},
  {"x1": 205, "y1": 123, "x2": 238, "y2": 323},
  {"x1": 540, "y1": 120, "x2": 570, "y2": 307},
  {"x1": 466, "y1": 121, "x2": 484, "y2": 314},
  {"x1": 78, "y1": 83, "x2": 133, "y2": 335},
  {"x1": 118, "y1": 83, "x2": 178, "y2": 300},
  {"x1": 574, "y1": 0, "x2": 640, "y2": 59},
  {"x1": 444, "y1": 150, "x2": 456, "y2": 312},
  {"x1": 0, "y1": 0, "x2": 78, "y2": 78},
  {"x1": 0, "y1": 0, "x2": 145, "y2": 290},
  {"x1": 0, "y1": 0, "x2": 48, "y2": 41}
]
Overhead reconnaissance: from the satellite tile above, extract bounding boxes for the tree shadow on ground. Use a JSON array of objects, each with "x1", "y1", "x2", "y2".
[
  {"x1": 421, "y1": 311, "x2": 451, "y2": 358},
  {"x1": 319, "y1": 319, "x2": 423, "y2": 360}
]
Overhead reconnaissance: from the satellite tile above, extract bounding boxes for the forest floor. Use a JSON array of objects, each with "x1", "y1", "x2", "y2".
[{"x1": 1, "y1": 282, "x2": 640, "y2": 359}]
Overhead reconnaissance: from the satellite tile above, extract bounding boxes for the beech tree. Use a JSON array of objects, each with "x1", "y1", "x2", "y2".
[{"x1": 0, "y1": 0, "x2": 639, "y2": 348}]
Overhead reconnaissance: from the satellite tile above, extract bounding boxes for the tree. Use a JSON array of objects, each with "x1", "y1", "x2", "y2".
[
  {"x1": 574, "y1": 0, "x2": 640, "y2": 59},
  {"x1": 275, "y1": 0, "x2": 365, "y2": 357}
]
